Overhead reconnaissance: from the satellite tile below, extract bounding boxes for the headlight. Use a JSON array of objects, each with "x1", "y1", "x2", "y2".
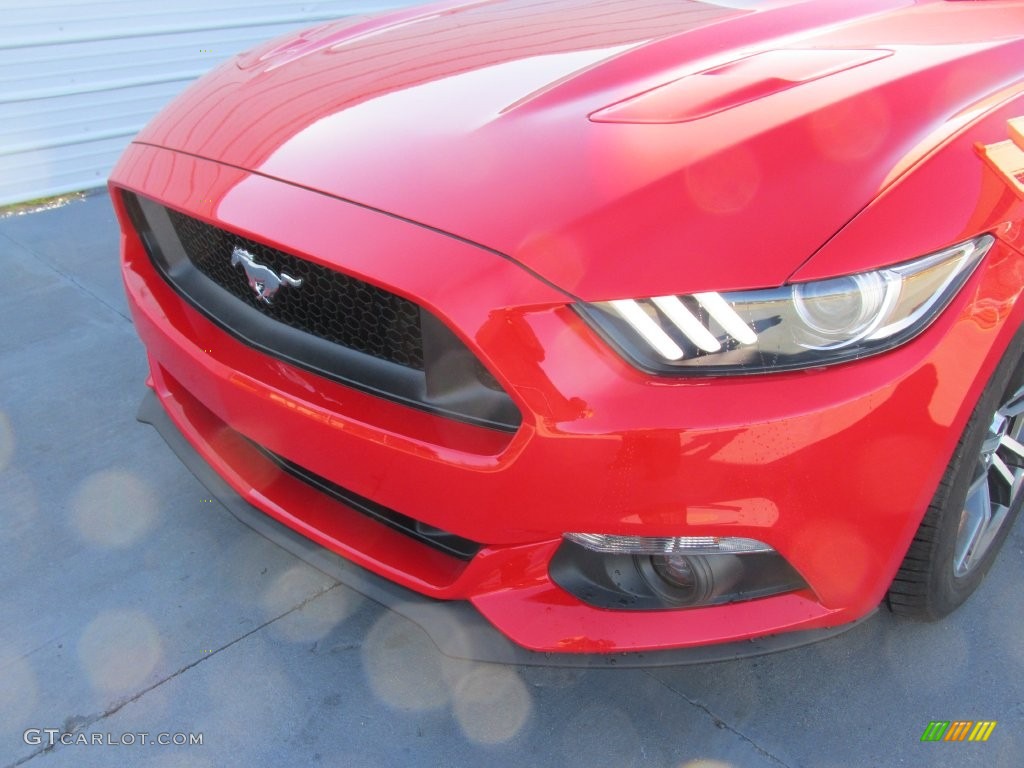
[{"x1": 577, "y1": 235, "x2": 994, "y2": 375}]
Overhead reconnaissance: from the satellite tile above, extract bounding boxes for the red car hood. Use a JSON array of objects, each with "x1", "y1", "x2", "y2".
[{"x1": 136, "y1": 0, "x2": 1024, "y2": 300}]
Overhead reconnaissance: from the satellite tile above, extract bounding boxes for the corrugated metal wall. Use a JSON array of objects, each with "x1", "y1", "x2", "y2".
[{"x1": 0, "y1": 0, "x2": 423, "y2": 206}]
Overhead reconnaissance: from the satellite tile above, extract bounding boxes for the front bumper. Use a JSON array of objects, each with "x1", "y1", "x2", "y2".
[
  {"x1": 137, "y1": 390, "x2": 872, "y2": 665},
  {"x1": 112, "y1": 143, "x2": 1024, "y2": 654}
]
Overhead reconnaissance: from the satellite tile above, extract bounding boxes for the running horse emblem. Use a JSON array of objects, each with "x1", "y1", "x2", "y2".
[{"x1": 230, "y1": 246, "x2": 303, "y2": 304}]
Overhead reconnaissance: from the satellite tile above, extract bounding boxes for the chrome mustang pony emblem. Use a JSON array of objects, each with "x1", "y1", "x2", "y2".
[{"x1": 230, "y1": 246, "x2": 302, "y2": 305}]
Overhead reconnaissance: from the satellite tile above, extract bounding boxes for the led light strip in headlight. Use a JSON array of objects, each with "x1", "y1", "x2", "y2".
[{"x1": 579, "y1": 235, "x2": 994, "y2": 375}]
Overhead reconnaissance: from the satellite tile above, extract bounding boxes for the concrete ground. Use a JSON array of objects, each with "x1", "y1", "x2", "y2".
[{"x1": 1, "y1": 191, "x2": 1021, "y2": 768}]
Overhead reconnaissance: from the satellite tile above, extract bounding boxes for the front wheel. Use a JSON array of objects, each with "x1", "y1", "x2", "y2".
[{"x1": 888, "y1": 334, "x2": 1024, "y2": 619}]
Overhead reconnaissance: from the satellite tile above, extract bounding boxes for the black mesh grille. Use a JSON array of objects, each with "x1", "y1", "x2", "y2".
[
  {"x1": 123, "y1": 190, "x2": 522, "y2": 431},
  {"x1": 165, "y1": 209, "x2": 424, "y2": 370}
]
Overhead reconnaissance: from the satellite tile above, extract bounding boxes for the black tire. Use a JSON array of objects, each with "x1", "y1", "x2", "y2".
[{"x1": 888, "y1": 329, "x2": 1024, "y2": 620}]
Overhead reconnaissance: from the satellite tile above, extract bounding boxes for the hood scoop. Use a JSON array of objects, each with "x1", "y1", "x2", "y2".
[{"x1": 591, "y1": 48, "x2": 892, "y2": 124}]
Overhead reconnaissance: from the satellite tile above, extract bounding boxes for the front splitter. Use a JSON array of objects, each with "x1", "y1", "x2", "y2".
[{"x1": 138, "y1": 389, "x2": 874, "y2": 667}]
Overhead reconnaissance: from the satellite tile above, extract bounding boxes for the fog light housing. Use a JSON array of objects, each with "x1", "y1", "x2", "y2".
[{"x1": 550, "y1": 534, "x2": 807, "y2": 611}]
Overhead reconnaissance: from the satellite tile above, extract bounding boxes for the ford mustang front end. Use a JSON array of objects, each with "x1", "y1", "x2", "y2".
[{"x1": 109, "y1": 0, "x2": 1024, "y2": 658}]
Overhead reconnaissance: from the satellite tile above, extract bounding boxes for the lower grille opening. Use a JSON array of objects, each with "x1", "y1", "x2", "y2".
[{"x1": 251, "y1": 442, "x2": 482, "y2": 561}]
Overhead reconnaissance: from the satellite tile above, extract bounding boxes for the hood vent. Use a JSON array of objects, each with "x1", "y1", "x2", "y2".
[{"x1": 591, "y1": 48, "x2": 892, "y2": 124}]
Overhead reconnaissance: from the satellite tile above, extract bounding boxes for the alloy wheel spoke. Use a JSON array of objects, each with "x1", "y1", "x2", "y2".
[
  {"x1": 991, "y1": 454, "x2": 1015, "y2": 487},
  {"x1": 955, "y1": 475, "x2": 992, "y2": 575},
  {"x1": 999, "y1": 433, "x2": 1024, "y2": 460},
  {"x1": 997, "y1": 387, "x2": 1024, "y2": 419},
  {"x1": 975, "y1": 502, "x2": 1010, "y2": 564}
]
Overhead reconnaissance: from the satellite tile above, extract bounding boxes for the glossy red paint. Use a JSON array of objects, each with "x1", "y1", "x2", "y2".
[
  {"x1": 133, "y1": 0, "x2": 1024, "y2": 298},
  {"x1": 111, "y1": 0, "x2": 1024, "y2": 653}
]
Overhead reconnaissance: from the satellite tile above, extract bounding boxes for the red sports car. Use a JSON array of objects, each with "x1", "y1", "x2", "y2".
[{"x1": 109, "y1": 0, "x2": 1024, "y2": 662}]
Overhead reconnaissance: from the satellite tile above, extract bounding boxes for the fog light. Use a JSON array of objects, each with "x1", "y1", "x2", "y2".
[
  {"x1": 651, "y1": 555, "x2": 714, "y2": 605},
  {"x1": 644, "y1": 554, "x2": 745, "y2": 607},
  {"x1": 550, "y1": 535, "x2": 808, "y2": 611},
  {"x1": 654, "y1": 553, "x2": 703, "y2": 587}
]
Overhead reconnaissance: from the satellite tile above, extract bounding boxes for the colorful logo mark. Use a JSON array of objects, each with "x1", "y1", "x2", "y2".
[{"x1": 921, "y1": 721, "x2": 996, "y2": 742}]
